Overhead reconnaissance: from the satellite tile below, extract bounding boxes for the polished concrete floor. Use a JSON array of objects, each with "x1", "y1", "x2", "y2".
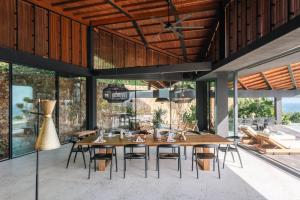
[{"x1": 0, "y1": 144, "x2": 299, "y2": 200}]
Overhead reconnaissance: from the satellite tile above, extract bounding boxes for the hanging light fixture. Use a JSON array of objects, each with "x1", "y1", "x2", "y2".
[
  {"x1": 103, "y1": 84, "x2": 129, "y2": 103},
  {"x1": 171, "y1": 82, "x2": 195, "y2": 103}
]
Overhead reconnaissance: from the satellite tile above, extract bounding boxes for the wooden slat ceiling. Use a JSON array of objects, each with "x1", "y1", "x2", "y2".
[
  {"x1": 30, "y1": 0, "x2": 220, "y2": 62},
  {"x1": 238, "y1": 62, "x2": 300, "y2": 90}
]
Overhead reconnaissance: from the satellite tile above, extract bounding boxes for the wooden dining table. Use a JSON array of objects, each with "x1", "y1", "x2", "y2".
[{"x1": 78, "y1": 133, "x2": 232, "y2": 172}]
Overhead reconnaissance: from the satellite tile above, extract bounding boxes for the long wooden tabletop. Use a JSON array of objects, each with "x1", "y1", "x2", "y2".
[{"x1": 78, "y1": 133, "x2": 232, "y2": 146}]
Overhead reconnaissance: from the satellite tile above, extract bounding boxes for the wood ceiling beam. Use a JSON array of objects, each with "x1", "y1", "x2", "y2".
[
  {"x1": 238, "y1": 80, "x2": 248, "y2": 90},
  {"x1": 91, "y1": 2, "x2": 218, "y2": 25},
  {"x1": 82, "y1": 11, "x2": 120, "y2": 20},
  {"x1": 106, "y1": 0, "x2": 148, "y2": 46},
  {"x1": 63, "y1": 2, "x2": 107, "y2": 12},
  {"x1": 163, "y1": 44, "x2": 206, "y2": 50},
  {"x1": 52, "y1": 0, "x2": 82, "y2": 7},
  {"x1": 112, "y1": 17, "x2": 216, "y2": 31},
  {"x1": 149, "y1": 37, "x2": 209, "y2": 44},
  {"x1": 287, "y1": 64, "x2": 298, "y2": 89},
  {"x1": 261, "y1": 72, "x2": 273, "y2": 90}
]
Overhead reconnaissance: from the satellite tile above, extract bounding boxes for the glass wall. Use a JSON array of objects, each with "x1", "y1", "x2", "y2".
[
  {"x1": 12, "y1": 64, "x2": 56, "y2": 157},
  {"x1": 59, "y1": 77, "x2": 86, "y2": 143},
  {"x1": 170, "y1": 81, "x2": 196, "y2": 131},
  {"x1": 0, "y1": 62, "x2": 10, "y2": 160},
  {"x1": 96, "y1": 79, "x2": 197, "y2": 133},
  {"x1": 97, "y1": 79, "x2": 136, "y2": 131}
]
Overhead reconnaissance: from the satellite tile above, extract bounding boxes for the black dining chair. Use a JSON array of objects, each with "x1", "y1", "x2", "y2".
[
  {"x1": 123, "y1": 144, "x2": 148, "y2": 178},
  {"x1": 156, "y1": 144, "x2": 182, "y2": 178},
  {"x1": 66, "y1": 137, "x2": 91, "y2": 169},
  {"x1": 193, "y1": 144, "x2": 220, "y2": 179},
  {"x1": 218, "y1": 136, "x2": 243, "y2": 168},
  {"x1": 88, "y1": 144, "x2": 117, "y2": 180}
]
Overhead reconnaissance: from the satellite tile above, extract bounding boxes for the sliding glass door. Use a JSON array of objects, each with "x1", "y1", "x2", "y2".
[
  {"x1": 0, "y1": 62, "x2": 10, "y2": 160},
  {"x1": 12, "y1": 64, "x2": 56, "y2": 157}
]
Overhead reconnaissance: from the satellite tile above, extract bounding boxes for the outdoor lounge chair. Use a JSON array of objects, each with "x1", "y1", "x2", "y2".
[
  {"x1": 256, "y1": 132, "x2": 300, "y2": 154},
  {"x1": 239, "y1": 125, "x2": 258, "y2": 144}
]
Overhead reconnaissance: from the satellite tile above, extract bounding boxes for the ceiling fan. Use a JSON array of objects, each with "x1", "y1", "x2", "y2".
[{"x1": 153, "y1": 0, "x2": 204, "y2": 39}]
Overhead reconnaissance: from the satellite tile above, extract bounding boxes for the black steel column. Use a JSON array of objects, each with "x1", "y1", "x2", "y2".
[
  {"x1": 86, "y1": 26, "x2": 97, "y2": 129},
  {"x1": 196, "y1": 81, "x2": 208, "y2": 131}
]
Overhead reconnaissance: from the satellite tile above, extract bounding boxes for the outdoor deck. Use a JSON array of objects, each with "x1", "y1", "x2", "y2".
[{"x1": 0, "y1": 144, "x2": 299, "y2": 200}]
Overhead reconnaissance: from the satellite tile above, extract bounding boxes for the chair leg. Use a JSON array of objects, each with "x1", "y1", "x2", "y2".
[
  {"x1": 196, "y1": 158, "x2": 199, "y2": 179},
  {"x1": 110, "y1": 157, "x2": 113, "y2": 180},
  {"x1": 157, "y1": 146, "x2": 160, "y2": 179},
  {"x1": 235, "y1": 146, "x2": 243, "y2": 168},
  {"x1": 114, "y1": 148, "x2": 118, "y2": 172},
  {"x1": 223, "y1": 145, "x2": 229, "y2": 169},
  {"x1": 66, "y1": 143, "x2": 75, "y2": 168},
  {"x1": 192, "y1": 146, "x2": 194, "y2": 171},
  {"x1": 88, "y1": 159, "x2": 92, "y2": 179},
  {"x1": 145, "y1": 157, "x2": 147, "y2": 178},
  {"x1": 74, "y1": 150, "x2": 78, "y2": 163},
  {"x1": 178, "y1": 155, "x2": 180, "y2": 171},
  {"x1": 179, "y1": 147, "x2": 182, "y2": 178},
  {"x1": 81, "y1": 148, "x2": 86, "y2": 169},
  {"x1": 123, "y1": 159, "x2": 126, "y2": 179},
  {"x1": 148, "y1": 146, "x2": 150, "y2": 160},
  {"x1": 94, "y1": 159, "x2": 96, "y2": 172},
  {"x1": 217, "y1": 150, "x2": 221, "y2": 179},
  {"x1": 231, "y1": 151, "x2": 235, "y2": 162},
  {"x1": 184, "y1": 146, "x2": 187, "y2": 160}
]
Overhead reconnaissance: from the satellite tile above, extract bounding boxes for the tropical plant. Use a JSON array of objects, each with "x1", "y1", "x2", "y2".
[
  {"x1": 152, "y1": 108, "x2": 167, "y2": 128},
  {"x1": 183, "y1": 104, "x2": 196, "y2": 124},
  {"x1": 282, "y1": 112, "x2": 300, "y2": 124},
  {"x1": 238, "y1": 98, "x2": 274, "y2": 118}
]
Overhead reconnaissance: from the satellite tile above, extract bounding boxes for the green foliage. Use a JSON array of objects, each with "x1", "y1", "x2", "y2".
[
  {"x1": 152, "y1": 108, "x2": 167, "y2": 128},
  {"x1": 282, "y1": 112, "x2": 300, "y2": 125},
  {"x1": 183, "y1": 104, "x2": 196, "y2": 124},
  {"x1": 238, "y1": 98, "x2": 274, "y2": 118}
]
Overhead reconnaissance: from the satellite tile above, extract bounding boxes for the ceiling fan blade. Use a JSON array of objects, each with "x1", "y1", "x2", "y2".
[
  {"x1": 173, "y1": 14, "x2": 193, "y2": 26},
  {"x1": 151, "y1": 16, "x2": 166, "y2": 27},
  {"x1": 171, "y1": 29, "x2": 183, "y2": 38},
  {"x1": 173, "y1": 26, "x2": 204, "y2": 29}
]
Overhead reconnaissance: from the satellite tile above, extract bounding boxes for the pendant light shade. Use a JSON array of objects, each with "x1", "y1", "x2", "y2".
[
  {"x1": 35, "y1": 100, "x2": 60, "y2": 151},
  {"x1": 103, "y1": 84, "x2": 130, "y2": 103}
]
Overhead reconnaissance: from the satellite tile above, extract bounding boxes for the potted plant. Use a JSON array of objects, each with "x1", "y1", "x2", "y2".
[{"x1": 152, "y1": 108, "x2": 167, "y2": 129}]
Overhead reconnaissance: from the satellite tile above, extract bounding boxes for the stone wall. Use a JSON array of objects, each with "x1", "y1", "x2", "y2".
[{"x1": 0, "y1": 68, "x2": 9, "y2": 160}]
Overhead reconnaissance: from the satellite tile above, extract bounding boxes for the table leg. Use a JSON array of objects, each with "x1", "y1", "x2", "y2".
[
  {"x1": 196, "y1": 147, "x2": 210, "y2": 171},
  {"x1": 98, "y1": 148, "x2": 112, "y2": 171}
]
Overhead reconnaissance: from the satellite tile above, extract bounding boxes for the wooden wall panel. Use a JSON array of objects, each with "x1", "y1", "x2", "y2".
[
  {"x1": 81, "y1": 25, "x2": 87, "y2": 67},
  {"x1": 0, "y1": 0, "x2": 16, "y2": 49},
  {"x1": 35, "y1": 7, "x2": 48, "y2": 57},
  {"x1": 18, "y1": 1, "x2": 34, "y2": 53},
  {"x1": 158, "y1": 53, "x2": 169, "y2": 65},
  {"x1": 61, "y1": 17, "x2": 71, "y2": 63},
  {"x1": 99, "y1": 30, "x2": 113, "y2": 69},
  {"x1": 72, "y1": 21, "x2": 81, "y2": 65},
  {"x1": 217, "y1": 0, "x2": 300, "y2": 62},
  {"x1": 49, "y1": 12, "x2": 61, "y2": 60},
  {"x1": 112, "y1": 35, "x2": 125, "y2": 68},
  {"x1": 124, "y1": 40, "x2": 136, "y2": 67},
  {"x1": 0, "y1": 1, "x2": 88, "y2": 68},
  {"x1": 135, "y1": 44, "x2": 146, "y2": 66}
]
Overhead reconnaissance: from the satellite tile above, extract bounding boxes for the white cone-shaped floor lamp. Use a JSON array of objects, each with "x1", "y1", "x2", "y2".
[{"x1": 35, "y1": 100, "x2": 61, "y2": 200}]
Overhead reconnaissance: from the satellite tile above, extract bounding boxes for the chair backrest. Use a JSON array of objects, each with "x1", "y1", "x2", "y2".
[
  {"x1": 193, "y1": 144, "x2": 218, "y2": 149},
  {"x1": 91, "y1": 144, "x2": 115, "y2": 149},
  {"x1": 157, "y1": 144, "x2": 180, "y2": 148},
  {"x1": 124, "y1": 144, "x2": 147, "y2": 148}
]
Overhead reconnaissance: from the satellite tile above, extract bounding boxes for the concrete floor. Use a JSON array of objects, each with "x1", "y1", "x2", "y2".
[{"x1": 0, "y1": 144, "x2": 299, "y2": 200}]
